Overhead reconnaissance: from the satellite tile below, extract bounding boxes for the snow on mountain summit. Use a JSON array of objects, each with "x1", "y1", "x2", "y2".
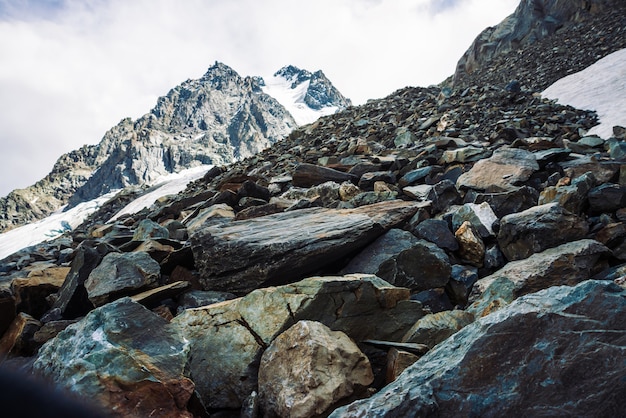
[{"x1": 261, "y1": 65, "x2": 352, "y2": 125}]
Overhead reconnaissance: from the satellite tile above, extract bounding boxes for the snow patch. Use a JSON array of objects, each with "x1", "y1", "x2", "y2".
[
  {"x1": 0, "y1": 190, "x2": 118, "y2": 260},
  {"x1": 109, "y1": 165, "x2": 211, "y2": 222},
  {"x1": 542, "y1": 48, "x2": 626, "y2": 139},
  {"x1": 0, "y1": 165, "x2": 211, "y2": 260}
]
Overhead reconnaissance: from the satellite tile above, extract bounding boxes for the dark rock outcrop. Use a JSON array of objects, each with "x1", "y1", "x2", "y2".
[
  {"x1": 1, "y1": 1, "x2": 625, "y2": 416},
  {"x1": 454, "y1": 0, "x2": 625, "y2": 86}
]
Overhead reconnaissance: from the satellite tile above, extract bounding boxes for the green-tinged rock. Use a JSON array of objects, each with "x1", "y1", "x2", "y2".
[
  {"x1": 170, "y1": 274, "x2": 424, "y2": 409},
  {"x1": 33, "y1": 298, "x2": 194, "y2": 417},
  {"x1": 497, "y1": 202, "x2": 589, "y2": 261},
  {"x1": 331, "y1": 281, "x2": 626, "y2": 417},
  {"x1": 402, "y1": 310, "x2": 475, "y2": 348}
]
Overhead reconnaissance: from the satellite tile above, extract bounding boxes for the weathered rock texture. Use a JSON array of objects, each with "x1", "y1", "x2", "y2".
[
  {"x1": 331, "y1": 280, "x2": 626, "y2": 417},
  {"x1": 0, "y1": 62, "x2": 350, "y2": 233},
  {"x1": 471, "y1": 239, "x2": 610, "y2": 304},
  {"x1": 190, "y1": 201, "x2": 421, "y2": 294},
  {"x1": 84, "y1": 251, "x2": 161, "y2": 307},
  {"x1": 171, "y1": 275, "x2": 422, "y2": 409},
  {"x1": 497, "y1": 202, "x2": 589, "y2": 260},
  {"x1": 454, "y1": 0, "x2": 625, "y2": 85},
  {"x1": 0, "y1": 2, "x2": 625, "y2": 417}
]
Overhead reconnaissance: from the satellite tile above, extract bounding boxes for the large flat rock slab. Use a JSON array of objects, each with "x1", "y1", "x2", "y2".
[{"x1": 190, "y1": 201, "x2": 422, "y2": 294}]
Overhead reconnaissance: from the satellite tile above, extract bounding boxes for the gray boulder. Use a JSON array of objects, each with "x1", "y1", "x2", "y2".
[
  {"x1": 497, "y1": 203, "x2": 589, "y2": 261},
  {"x1": 457, "y1": 148, "x2": 539, "y2": 192},
  {"x1": 340, "y1": 229, "x2": 419, "y2": 275},
  {"x1": 451, "y1": 202, "x2": 498, "y2": 239},
  {"x1": 342, "y1": 229, "x2": 451, "y2": 292},
  {"x1": 84, "y1": 252, "x2": 161, "y2": 307},
  {"x1": 190, "y1": 201, "x2": 421, "y2": 294},
  {"x1": 411, "y1": 219, "x2": 458, "y2": 251},
  {"x1": 376, "y1": 241, "x2": 451, "y2": 292},
  {"x1": 588, "y1": 183, "x2": 626, "y2": 214},
  {"x1": 170, "y1": 274, "x2": 424, "y2": 409},
  {"x1": 132, "y1": 219, "x2": 169, "y2": 241},
  {"x1": 471, "y1": 239, "x2": 609, "y2": 302},
  {"x1": 258, "y1": 320, "x2": 373, "y2": 417},
  {"x1": 538, "y1": 171, "x2": 595, "y2": 214}
]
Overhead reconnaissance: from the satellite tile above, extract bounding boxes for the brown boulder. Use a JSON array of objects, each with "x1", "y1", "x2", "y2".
[{"x1": 258, "y1": 320, "x2": 373, "y2": 417}]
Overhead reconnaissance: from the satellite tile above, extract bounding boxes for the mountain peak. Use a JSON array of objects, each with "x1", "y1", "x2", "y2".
[
  {"x1": 274, "y1": 65, "x2": 313, "y2": 88},
  {"x1": 0, "y1": 61, "x2": 349, "y2": 234},
  {"x1": 261, "y1": 65, "x2": 352, "y2": 125}
]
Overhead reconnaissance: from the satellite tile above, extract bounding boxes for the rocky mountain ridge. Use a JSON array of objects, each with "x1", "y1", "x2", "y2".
[
  {"x1": 270, "y1": 65, "x2": 351, "y2": 111},
  {"x1": 0, "y1": 62, "x2": 350, "y2": 234},
  {"x1": 0, "y1": 1, "x2": 625, "y2": 417}
]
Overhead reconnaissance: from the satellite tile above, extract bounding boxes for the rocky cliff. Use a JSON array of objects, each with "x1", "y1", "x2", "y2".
[
  {"x1": 453, "y1": 0, "x2": 625, "y2": 87},
  {"x1": 0, "y1": 1, "x2": 625, "y2": 417},
  {"x1": 0, "y1": 62, "x2": 350, "y2": 233}
]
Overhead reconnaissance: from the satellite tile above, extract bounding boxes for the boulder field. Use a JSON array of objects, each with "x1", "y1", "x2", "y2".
[{"x1": 1, "y1": 2, "x2": 626, "y2": 416}]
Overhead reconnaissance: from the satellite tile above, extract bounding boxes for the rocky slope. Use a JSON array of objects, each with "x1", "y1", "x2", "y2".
[
  {"x1": 453, "y1": 0, "x2": 626, "y2": 89},
  {"x1": 0, "y1": 62, "x2": 350, "y2": 234},
  {"x1": 0, "y1": 1, "x2": 625, "y2": 417}
]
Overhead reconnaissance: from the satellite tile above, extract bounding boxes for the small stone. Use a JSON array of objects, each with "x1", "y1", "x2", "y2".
[
  {"x1": 292, "y1": 163, "x2": 356, "y2": 188},
  {"x1": 402, "y1": 310, "x2": 475, "y2": 348},
  {"x1": 446, "y1": 264, "x2": 479, "y2": 306},
  {"x1": 539, "y1": 171, "x2": 596, "y2": 214},
  {"x1": 457, "y1": 148, "x2": 539, "y2": 192},
  {"x1": 440, "y1": 146, "x2": 489, "y2": 163},
  {"x1": 133, "y1": 219, "x2": 169, "y2": 241},
  {"x1": 0, "y1": 312, "x2": 41, "y2": 359},
  {"x1": 411, "y1": 219, "x2": 458, "y2": 251},
  {"x1": 185, "y1": 203, "x2": 235, "y2": 236},
  {"x1": 358, "y1": 171, "x2": 396, "y2": 191},
  {"x1": 394, "y1": 128, "x2": 417, "y2": 147},
  {"x1": 429, "y1": 180, "x2": 463, "y2": 213},
  {"x1": 237, "y1": 180, "x2": 271, "y2": 202},
  {"x1": 84, "y1": 252, "x2": 161, "y2": 307},
  {"x1": 588, "y1": 183, "x2": 626, "y2": 214},
  {"x1": 11, "y1": 266, "x2": 69, "y2": 319},
  {"x1": 177, "y1": 290, "x2": 237, "y2": 313},
  {"x1": 339, "y1": 182, "x2": 361, "y2": 201},
  {"x1": 497, "y1": 203, "x2": 589, "y2": 261},
  {"x1": 455, "y1": 221, "x2": 485, "y2": 267},
  {"x1": 398, "y1": 167, "x2": 433, "y2": 187},
  {"x1": 386, "y1": 348, "x2": 421, "y2": 383},
  {"x1": 410, "y1": 288, "x2": 454, "y2": 313},
  {"x1": 451, "y1": 202, "x2": 498, "y2": 238}
]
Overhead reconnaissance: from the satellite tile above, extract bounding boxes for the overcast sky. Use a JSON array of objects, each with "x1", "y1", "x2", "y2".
[{"x1": 0, "y1": 0, "x2": 519, "y2": 197}]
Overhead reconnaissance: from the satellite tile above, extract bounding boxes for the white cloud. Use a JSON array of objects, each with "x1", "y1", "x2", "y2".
[{"x1": 0, "y1": 0, "x2": 518, "y2": 197}]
